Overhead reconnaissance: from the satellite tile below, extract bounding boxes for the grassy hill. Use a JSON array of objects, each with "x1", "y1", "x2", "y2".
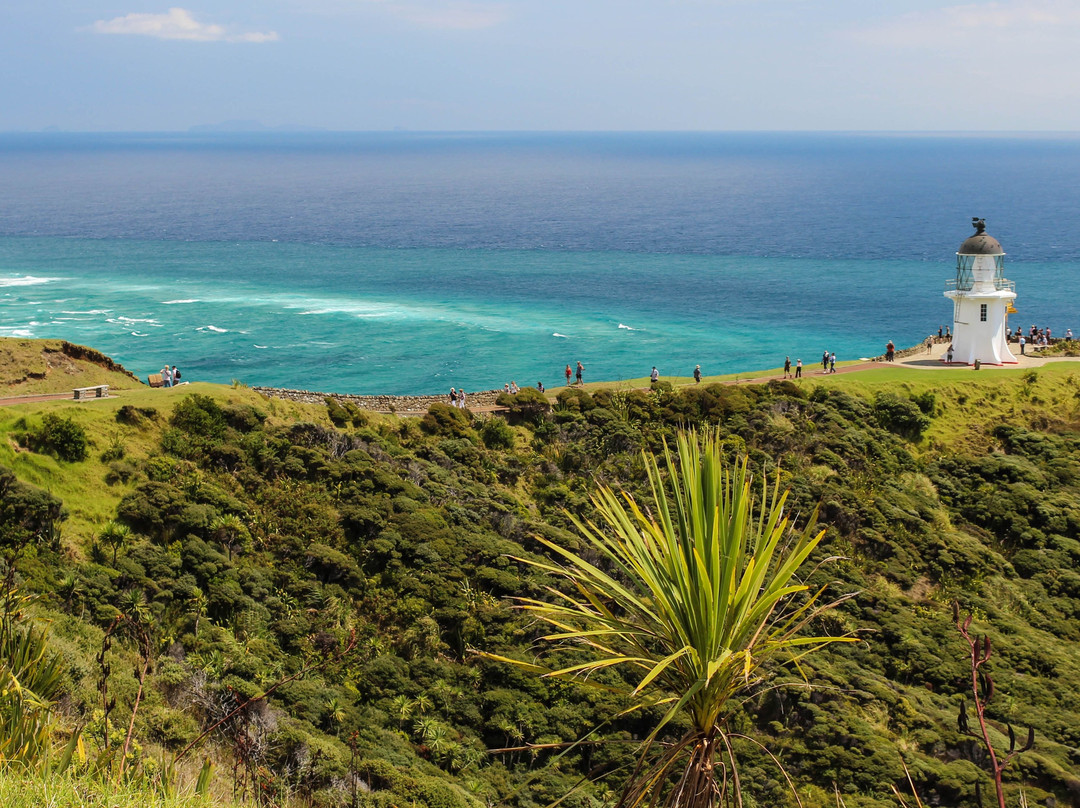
[
  {"x1": 2, "y1": 346, "x2": 1080, "y2": 807},
  {"x1": 0, "y1": 338, "x2": 142, "y2": 396}
]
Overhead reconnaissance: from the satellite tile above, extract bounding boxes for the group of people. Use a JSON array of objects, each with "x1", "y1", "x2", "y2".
[
  {"x1": 447, "y1": 388, "x2": 468, "y2": 408},
  {"x1": 159, "y1": 365, "x2": 182, "y2": 387},
  {"x1": 564, "y1": 362, "x2": 584, "y2": 386},
  {"x1": 779, "y1": 353, "x2": 832, "y2": 379},
  {"x1": 1009, "y1": 324, "x2": 1057, "y2": 350}
]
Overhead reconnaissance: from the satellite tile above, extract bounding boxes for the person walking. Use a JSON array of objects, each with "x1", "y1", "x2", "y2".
[
  {"x1": 1019, "y1": 334, "x2": 1026, "y2": 355},
  {"x1": 829, "y1": 353, "x2": 836, "y2": 373},
  {"x1": 650, "y1": 366, "x2": 659, "y2": 385},
  {"x1": 795, "y1": 359, "x2": 802, "y2": 378},
  {"x1": 783, "y1": 356, "x2": 791, "y2": 379},
  {"x1": 946, "y1": 344, "x2": 954, "y2": 364},
  {"x1": 458, "y1": 390, "x2": 467, "y2": 409},
  {"x1": 449, "y1": 388, "x2": 457, "y2": 406},
  {"x1": 575, "y1": 361, "x2": 584, "y2": 385},
  {"x1": 693, "y1": 365, "x2": 702, "y2": 383},
  {"x1": 822, "y1": 351, "x2": 829, "y2": 373}
]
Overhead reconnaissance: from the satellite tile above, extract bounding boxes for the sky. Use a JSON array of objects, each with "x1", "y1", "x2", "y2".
[{"x1": 3, "y1": 1, "x2": 1080, "y2": 131}]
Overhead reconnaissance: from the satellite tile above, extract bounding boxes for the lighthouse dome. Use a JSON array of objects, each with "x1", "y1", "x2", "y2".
[{"x1": 958, "y1": 218, "x2": 1004, "y2": 255}]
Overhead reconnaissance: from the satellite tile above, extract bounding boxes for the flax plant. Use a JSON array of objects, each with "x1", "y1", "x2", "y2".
[{"x1": 492, "y1": 430, "x2": 853, "y2": 808}]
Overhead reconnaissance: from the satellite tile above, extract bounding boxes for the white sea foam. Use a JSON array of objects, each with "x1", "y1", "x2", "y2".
[
  {"x1": 197, "y1": 325, "x2": 228, "y2": 333},
  {"x1": 617, "y1": 323, "x2": 638, "y2": 331},
  {"x1": 162, "y1": 299, "x2": 199, "y2": 304},
  {"x1": 0, "y1": 276, "x2": 61, "y2": 288},
  {"x1": 131, "y1": 331, "x2": 149, "y2": 337},
  {"x1": 60, "y1": 309, "x2": 111, "y2": 315},
  {"x1": 552, "y1": 333, "x2": 569, "y2": 338},
  {"x1": 0, "y1": 328, "x2": 34, "y2": 337},
  {"x1": 253, "y1": 344, "x2": 269, "y2": 349},
  {"x1": 116, "y1": 316, "x2": 160, "y2": 324}
]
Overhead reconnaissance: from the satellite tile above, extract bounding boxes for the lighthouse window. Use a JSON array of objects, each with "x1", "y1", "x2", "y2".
[{"x1": 980, "y1": 304, "x2": 987, "y2": 322}]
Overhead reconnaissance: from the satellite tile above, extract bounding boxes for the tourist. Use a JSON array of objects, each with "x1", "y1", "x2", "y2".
[
  {"x1": 537, "y1": 381, "x2": 545, "y2": 393},
  {"x1": 795, "y1": 359, "x2": 802, "y2": 378},
  {"x1": 946, "y1": 344, "x2": 954, "y2": 363},
  {"x1": 576, "y1": 361, "x2": 584, "y2": 385},
  {"x1": 694, "y1": 365, "x2": 702, "y2": 383},
  {"x1": 783, "y1": 356, "x2": 791, "y2": 379},
  {"x1": 822, "y1": 351, "x2": 829, "y2": 372},
  {"x1": 449, "y1": 388, "x2": 457, "y2": 405},
  {"x1": 945, "y1": 326, "x2": 951, "y2": 339},
  {"x1": 1019, "y1": 334, "x2": 1026, "y2": 355},
  {"x1": 504, "y1": 383, "x2": 510, "y2": 393},
  {"x1": 458, "y1": 390, "x2": 467, "y2": 409},
  {"x1": 925, "y1": 337, "x2": 933, "y2": 354},
  {"x1": 830, "y1": 353, "x2": 836, "y2": 373},
  {"x1": 938, "y1": 326, "x2": 943, "y2": 340},
  {"x1": 886, "y1": 341, "x2": 895, "y2": 361},
  {"x1": 510, "y1": 381, "x2": 519, "y2": 394},
  {"x1": 161, "y1": 365, "x2": 173, "y2": 387},
  {"x1": 650, "y1": 367, "x2": 659, "y2": 385},
  {"x1": 171, "y1": 366, "x2": 181, "y2": 383},
  {"x1": 565, "y1": 364, "x2": 572, "y2": 386},
  {"x1": 1067, "y1": 329, "x2": 1074, "y2": 341}
]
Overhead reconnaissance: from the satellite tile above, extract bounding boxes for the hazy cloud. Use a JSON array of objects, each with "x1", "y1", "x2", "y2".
[
  {"x1": 851, "y1": 0, "x2": 1080, "y2": 47},
  {"x1": 91, "y1": 7, "x2": 279, "y2": 42}
]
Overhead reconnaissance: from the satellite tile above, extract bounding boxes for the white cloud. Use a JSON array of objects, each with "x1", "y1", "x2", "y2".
[{"x1": 91, "y1": 7, "x2": 279, "y2": 42}]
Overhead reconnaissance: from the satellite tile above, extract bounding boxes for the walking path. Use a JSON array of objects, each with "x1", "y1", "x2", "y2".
[{"x1": 4, "y1": 343, "x2": 1079, "y2": 410}]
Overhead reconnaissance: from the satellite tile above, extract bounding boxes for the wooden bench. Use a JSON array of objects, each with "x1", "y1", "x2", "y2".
[
  {"x1": 147, "y1": 373, "x2": 164, "y2": 388},
  {"x1": 73, "y1": 384, "x2": 109, "y2": 400}
]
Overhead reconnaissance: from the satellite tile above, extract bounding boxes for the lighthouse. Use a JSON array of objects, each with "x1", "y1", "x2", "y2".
[{"x1": 944, "y1": 218, "x2": 1017, "y2": 366}]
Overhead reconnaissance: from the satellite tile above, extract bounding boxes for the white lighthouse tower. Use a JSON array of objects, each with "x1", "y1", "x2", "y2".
[{"x1": 944, "y1": 218, "x2": 1017, "y2": 366}]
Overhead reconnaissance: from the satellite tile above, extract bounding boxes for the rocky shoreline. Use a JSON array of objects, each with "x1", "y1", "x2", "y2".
[{"x1": 252, "y1": 386, "x2": 506, "y2": 413}]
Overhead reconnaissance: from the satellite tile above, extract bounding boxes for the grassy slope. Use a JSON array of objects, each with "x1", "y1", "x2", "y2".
[
  {"x1": 0, "y1": 381, "x2": 329, "y2": 540},
  {"x1": 3, "y1": 349, "x2": 1080, "y2": 807},
  {"x1": 0, "y1": 338, "x2": 144, "y2": 396}
]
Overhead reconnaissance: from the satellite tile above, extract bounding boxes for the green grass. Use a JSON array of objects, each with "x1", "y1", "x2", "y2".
[
  {"x1": 0, "y1": 339, "x2": 143, "y2": 396},
  {"x1": 0, "y1": 771, "x2": 237, "y2": 808}
]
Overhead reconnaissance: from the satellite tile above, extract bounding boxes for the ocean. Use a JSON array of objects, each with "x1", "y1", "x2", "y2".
[{"x1": 2, "y1": 132, "x2": 1080, "y2": 395}]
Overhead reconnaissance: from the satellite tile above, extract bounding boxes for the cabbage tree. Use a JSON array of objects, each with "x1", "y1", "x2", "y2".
[{"x1": 490, "y1": 430, "x2": 853, "y2": 807}]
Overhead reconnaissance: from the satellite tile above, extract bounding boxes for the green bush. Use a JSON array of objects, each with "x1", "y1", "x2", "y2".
[
  {"x1": 873, "y1": 392, "x2": 930, "y2": 440},
  {"x1": 28, "y1": 414, "x2": 88, "y2": 462},
  {"x1": 421, "y1": 403, "x2": 474, "y2": 439},
  {"x1": 480, "y1": 418, "x2": 516, "y2": 450}
]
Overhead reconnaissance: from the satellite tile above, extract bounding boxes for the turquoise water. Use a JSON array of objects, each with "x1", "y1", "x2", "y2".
[
  {"x1": 2, "y1": 237, "x2": 1077, "y2": 394},
  {"x1": 3, "y1": 133, "x2": 1080, "y2": 394}
]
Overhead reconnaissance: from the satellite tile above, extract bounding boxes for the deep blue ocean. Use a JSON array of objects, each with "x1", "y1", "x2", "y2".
[{"x1": 2, "y1": 132, "x2": 1080, "y2": 394}]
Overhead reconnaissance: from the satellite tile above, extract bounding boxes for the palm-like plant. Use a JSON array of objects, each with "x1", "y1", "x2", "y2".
[{"x1": 490, "y1": 430, "x2": 854, "y2": 807}]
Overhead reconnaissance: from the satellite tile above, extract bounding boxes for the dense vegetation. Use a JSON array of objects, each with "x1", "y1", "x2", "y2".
[{"x1": 2, "y1": 365, "x2": 1080, "y2": 807}]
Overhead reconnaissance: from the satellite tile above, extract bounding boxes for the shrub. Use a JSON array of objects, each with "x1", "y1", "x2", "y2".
[
  {"x1": 480, "y1": 417, "x2": 516, "y2": 450},
  {"x1": 873, "y1": 392, "x2": 930, "y2": 440},
  {"x1": 555, "y1": 388, "x2": 594, "y2": 413},
  {"x1": 170, "y1": 394, "x2": 227, "y2": 440},
  {"x1": 28, "y1": 414, "x2": 88, "y2": 462},
  {"x1": 495, "y1": 387, "x2": 551, "y2": 425},
  {"x1": 421, "y1": 403, "x2": 474, "y2": 440}
]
